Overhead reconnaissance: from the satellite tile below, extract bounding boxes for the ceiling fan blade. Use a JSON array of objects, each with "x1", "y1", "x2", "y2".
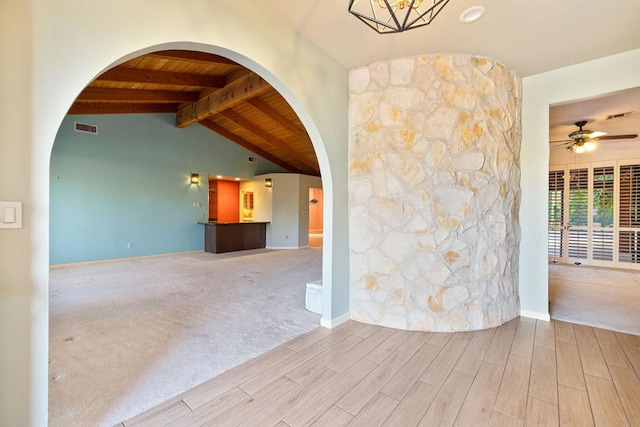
[
  {"x1": 592, "y1": 134, "x2": 638, "y2": 141},
  {"x1": 550, "y1": 141, "x2": 573, "y2": 150},
  {"x1": 549, "y1": 139, "x2": 572, "y2": 144}
]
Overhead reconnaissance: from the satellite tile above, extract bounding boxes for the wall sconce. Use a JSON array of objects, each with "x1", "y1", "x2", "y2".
[
  {"x1": 190, "y1": 173, "x2": 200, "y2": 184},
  {"x1": 264, "y1": 178, "x2": 273, "y2": 188}
]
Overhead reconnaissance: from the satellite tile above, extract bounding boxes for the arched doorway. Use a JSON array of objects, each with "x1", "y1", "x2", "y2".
[{"x1": 46, "y1": 45, "x2": 336, "y2": 421}]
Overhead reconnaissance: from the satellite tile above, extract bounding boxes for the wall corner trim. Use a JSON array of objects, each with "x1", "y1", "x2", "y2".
[
  {"x1": 520, "y1": 309, "x2": 551, "y2": 322},
  {"x1": 320, "y1": 312, "x2": 350, "y2": 329}
]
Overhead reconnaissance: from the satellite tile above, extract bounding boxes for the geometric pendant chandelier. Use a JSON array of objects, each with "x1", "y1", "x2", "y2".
[{"x1": 348, "y1": 0, "x2": 451, "y2": 34}]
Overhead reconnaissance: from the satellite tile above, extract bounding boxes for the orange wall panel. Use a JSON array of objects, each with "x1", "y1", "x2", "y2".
[{"x1": 218, "y1": 180, "x2": 240, "y2": 222}]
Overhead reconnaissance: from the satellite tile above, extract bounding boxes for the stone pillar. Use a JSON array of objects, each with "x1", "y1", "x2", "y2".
[{"x1": 349, "y1": 54, "x2": 521, "y2": 332}]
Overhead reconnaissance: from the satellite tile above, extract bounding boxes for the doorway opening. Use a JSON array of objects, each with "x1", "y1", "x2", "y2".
[
  {"x1": 49, "y1": 47, "x2": 330, "y2": 426},
  {"x1": 309, "y1": 187, "x2": 323, "y2": 247},
  {"x1": 547, "y1": 87, "x2": 640, "y2": 334}
]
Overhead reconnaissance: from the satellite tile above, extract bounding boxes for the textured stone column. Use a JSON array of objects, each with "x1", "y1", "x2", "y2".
[{"x1": 349, "y1": 54, "x2": 521, "y2": 331}]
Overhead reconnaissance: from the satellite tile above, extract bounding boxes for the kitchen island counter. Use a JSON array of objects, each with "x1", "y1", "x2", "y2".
[{"x1": 198, "y1": 221, "x2": 269, "y2": 254}]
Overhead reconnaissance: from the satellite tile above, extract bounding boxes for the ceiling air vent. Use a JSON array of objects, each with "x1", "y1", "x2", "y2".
[
  {"x1": 74, "y1": 121, "x2": 98, "y2": 135},
  {"x1": 606, "y1": 111, "x2": 634, "y2": 120},
  {"x1": 247, "y1": 156, "x2": 259, "y2": 164}
]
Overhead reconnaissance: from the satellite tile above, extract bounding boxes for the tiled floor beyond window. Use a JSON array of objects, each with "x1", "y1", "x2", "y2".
[{"x1": 123, "y1": 318, "x2": 640, "y2": 426}]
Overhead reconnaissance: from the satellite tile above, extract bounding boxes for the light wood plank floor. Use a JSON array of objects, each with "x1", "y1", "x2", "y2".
[
  {"x1": 122, "y1": 318, "x2": 640, "y2": 426},
  {"x1": 549, "y1": 263, "x2": 640, "y2": 335}
]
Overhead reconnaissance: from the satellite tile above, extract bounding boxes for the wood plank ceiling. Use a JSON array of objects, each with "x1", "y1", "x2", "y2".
[{"x1": 68, "y1": 50, "x2": 320, "y2": 176}]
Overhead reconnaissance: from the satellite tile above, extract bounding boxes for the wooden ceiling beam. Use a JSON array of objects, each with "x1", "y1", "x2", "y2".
[
  {"x1": 199, "y1": 120, "x2": 305, "y2": 174},
  {"x1": 197, "y1": 69, "x2": 250, "y2": 100},
  {"x1": 175, "y1": 72, "x2": 271, "y2": 128},
  {"x1": 97, "y1": 66, "x2": 226, "y2": 88},
  {"x1": 147, "y1": 50, "x2": 241, "y2": 67},
  {"x1": 67, "y1": 103, "x2": 178, "y2": 115},
  {"x1": 247, "y1": 98, "x2": 308, "y2": 141},
  {"x1": 76, "y1": 88, "x2": 199, "y2": 103},
  {"x1": 220, "y1": 110, "x2": 319, "y2": 174}
]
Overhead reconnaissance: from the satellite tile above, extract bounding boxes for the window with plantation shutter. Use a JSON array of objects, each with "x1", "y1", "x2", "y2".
[
  {"x1": 619, "y1": 164, "x2": 640, "y2": 264},
  {"x1": 548, "y1": 170, "x2": 564, "y2": 260},
  {"x1": 568, "y1": 168, "x2": 588, "y2": 261},
  {"x1": 548, "y1": 160, "x2": 640, "y2": 270},
  {"x1": 592, "y1": 166, "x2": 614, "y2": 261}
]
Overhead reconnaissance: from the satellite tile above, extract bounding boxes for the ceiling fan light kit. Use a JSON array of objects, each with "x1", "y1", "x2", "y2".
[
  {"x1": 566, "y1": 140, "x2": 595, "y2": 153},
  {"x1": 348, "y1": 0, "x2": 451, "y2": 34}
]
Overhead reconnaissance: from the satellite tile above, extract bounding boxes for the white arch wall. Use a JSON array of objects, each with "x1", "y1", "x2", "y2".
[
  {"x1": 519, "y1": 48, "x2": 640, "y2": 320},
  {"x1": 0, "y1": 1, "x2": 349, "y2": 424}
]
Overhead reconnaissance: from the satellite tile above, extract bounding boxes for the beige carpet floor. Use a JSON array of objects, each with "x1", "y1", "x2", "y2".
[
  {"x1": 49, "y1": 248, "x2": 322, "y2": 427},
  {"x1": 549, "y1": 263, "x2": 640, "y2": 335}
]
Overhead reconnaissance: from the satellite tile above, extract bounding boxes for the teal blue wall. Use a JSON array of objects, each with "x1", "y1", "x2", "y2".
[{"x1": 50, "y1": 114, "x2": 288, "y2": 265}]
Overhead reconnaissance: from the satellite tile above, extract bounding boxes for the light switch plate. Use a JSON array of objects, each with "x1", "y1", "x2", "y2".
[{"x1": 0, "y1": 202, "x2": 22, "y2": 229}]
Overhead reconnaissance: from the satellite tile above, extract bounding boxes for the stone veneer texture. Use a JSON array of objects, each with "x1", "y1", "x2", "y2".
[{"x1": 349, "y1": 54, "x2": 522, "y2": 332}]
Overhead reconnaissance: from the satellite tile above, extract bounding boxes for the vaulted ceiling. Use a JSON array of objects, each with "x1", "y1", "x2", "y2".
[{"x1": 68, "y1": 50, "x2": 320, "y2": 176}]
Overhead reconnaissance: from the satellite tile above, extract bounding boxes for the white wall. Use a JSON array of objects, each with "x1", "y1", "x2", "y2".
[
  {"x1": 269, "y1": 174, "x2": 302, "y2": 248},
  {"x1": 0, "y1": 2, "x2": 45, "y2": 425},
  {"x1": 520, "y1": 48, "x2": 640, "y2": 320},
  {"x1": 0, "y1": 1, "x2": 349, "y2": 424}
]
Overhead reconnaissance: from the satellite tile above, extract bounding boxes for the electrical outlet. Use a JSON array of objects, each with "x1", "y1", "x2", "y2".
[{"x1": 127, "y1": 242, "x2": 132, "y2": 249}]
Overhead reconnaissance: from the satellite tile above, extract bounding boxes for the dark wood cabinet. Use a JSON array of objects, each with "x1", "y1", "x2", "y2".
[{"x1": 202, "y1": 222, "x2": 267, "y2": 254}]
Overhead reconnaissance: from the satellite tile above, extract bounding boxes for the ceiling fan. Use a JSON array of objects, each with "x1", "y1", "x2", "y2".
[{"x1": 550, "y1": 120, "x2": 638, "y2": 153}]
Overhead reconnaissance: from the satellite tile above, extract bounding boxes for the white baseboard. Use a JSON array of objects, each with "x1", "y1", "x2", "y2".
[
  {"x1": 520, "y1": 309, "x2": 551, "y2": 322},
  {"x1": 321, "y1": 312, "x2": 350, "y2": 329}
]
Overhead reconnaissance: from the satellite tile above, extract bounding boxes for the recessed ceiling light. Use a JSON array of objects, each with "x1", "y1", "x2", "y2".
[{"x1": 459, "y1": 6, "x2": 485, "y2": 23}]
